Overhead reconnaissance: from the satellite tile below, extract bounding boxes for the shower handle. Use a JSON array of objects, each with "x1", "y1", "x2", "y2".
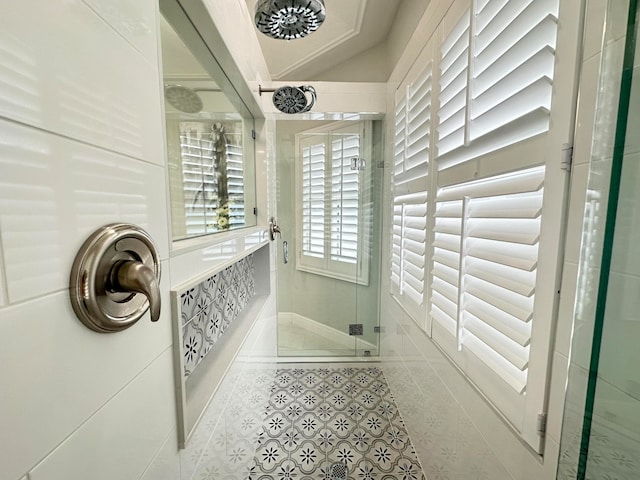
[{"x1": 70, "y1": 223, "x2": 162, "y2": 333}]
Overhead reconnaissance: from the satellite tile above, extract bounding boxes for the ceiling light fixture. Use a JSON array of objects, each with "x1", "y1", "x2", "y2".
[{"x1": 254, "y1": 0, "x2": 326, "y2": 40}]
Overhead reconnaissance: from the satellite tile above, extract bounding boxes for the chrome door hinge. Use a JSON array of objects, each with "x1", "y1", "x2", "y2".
[
  {"x1": 537, "y1": 413, "x2": 547, "y2": 436},
  {"x1": 561, "y1": 143, "x2": 573, "y2": 171}
]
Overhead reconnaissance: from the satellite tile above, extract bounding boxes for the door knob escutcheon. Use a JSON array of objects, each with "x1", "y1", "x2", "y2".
[{"x1": 70, "y1": 223, "x2": 161, "y2": 333}]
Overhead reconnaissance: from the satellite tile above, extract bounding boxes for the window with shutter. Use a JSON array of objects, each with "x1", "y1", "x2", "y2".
[
  {"x1": 390, "y1": 58, "x2": 433, "y2": 327},
  {"x1": 301, "y1": 141, "x2": 326, "y2": 260},
  {"x1": 331, "y1": 134, "x2": 360, "y2": 264},
  {"x1": 436, "y1": 9, "x2": 470, "y2": 158},
  {"x1": 391, "y1": 0, "x2": 578, "y2": 453},
  {"x1": 392, "y1": 192, "x2": 428, "y2": 321},
  {"x1": 180, "y1": 122, "x2": 245, "y2": 236},
  {"x1": 436, "y1": 0, "x2": 559, "y2": 170},
  {"x1": 296, "y1": 122, "x2": 371, "y2": 285},
  {"x1": 430, "y1": 165, "x2": 545, "y2": 435}
]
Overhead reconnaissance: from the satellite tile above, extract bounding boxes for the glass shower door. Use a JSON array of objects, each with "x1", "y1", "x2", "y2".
[
  {"x1": 570, "y1": 0, "x2": 640, "y2": 477},
  {"x1": 275, "y1": 120, "x2": 381, "y2": 357}
]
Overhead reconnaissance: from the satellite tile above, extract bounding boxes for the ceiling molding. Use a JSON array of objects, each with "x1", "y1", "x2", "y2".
[{"x1": 270, "y1": 0, "x2": 368, "y2": 79}]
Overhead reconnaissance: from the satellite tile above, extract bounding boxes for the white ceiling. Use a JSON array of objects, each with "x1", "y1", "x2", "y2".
[{"x1": 245, "y1": 0, "x2": 428, "y2": 82}]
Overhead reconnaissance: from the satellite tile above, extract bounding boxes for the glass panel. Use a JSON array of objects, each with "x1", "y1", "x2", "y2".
[
  {"x1": 159, "y1": 14, "x2": 256, "y2": 241},
  {"x1": 276, "y1": 120, "x2": 382, "y2": 357},
  {"x1": 356, "y1": 120, "x2": 384, "y2": 358},
  {"x1": 559, "y1": 0, "x2": 640, "y2": 477},
  {"x1": 582, "y1": 1, "x2": 640, "y2": 477}
]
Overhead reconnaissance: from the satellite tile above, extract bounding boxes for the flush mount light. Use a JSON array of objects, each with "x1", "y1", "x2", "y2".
[{"x1": 254, "y1": 0, "x2": 326, "y2": 40}]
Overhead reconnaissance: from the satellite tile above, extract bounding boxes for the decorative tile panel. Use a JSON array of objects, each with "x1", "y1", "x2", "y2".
[{"x1": 179, "y1": 254, "x2": 255, "y2": 377}]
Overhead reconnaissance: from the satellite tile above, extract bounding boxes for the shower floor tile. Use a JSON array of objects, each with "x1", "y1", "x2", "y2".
[{"x1": 246, "y1": 365, "x2": 426, "y2": 480}]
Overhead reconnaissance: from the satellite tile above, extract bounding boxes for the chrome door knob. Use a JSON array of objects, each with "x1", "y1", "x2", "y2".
[{"x1": 69, "y1": 224, "x2": 161, "y2": 333}]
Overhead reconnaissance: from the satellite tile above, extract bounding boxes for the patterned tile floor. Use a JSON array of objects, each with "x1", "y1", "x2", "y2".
[{"x1": 245, "y1": 365, "x2": 426, "y2": 480}]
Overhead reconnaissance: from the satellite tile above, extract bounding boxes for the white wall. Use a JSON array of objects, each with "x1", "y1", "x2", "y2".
[{"x1": 0, "y1": 1, "x2": 173, "y2": 479}]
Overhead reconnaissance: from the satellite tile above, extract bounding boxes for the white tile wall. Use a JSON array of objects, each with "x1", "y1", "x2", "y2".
[
  {"x1": 202, "y1": 0, "x2": 271, "y2": 91},
  {"x1": 547, "y1": 352, "x2": 570, "y2": 444},
  {"x1": 139, "y1": 429, "x2": 181, "y2": 480},
  {"x1": 556, "y1": 262, "x2": 578, "y2": 358},
  {"x1": 0, "y1": 259, "x2": 172, "y2": 480},
  {"x1": 0, "y1": 0, "x2": 163, "y2": 164},
  {"x1": 583, "y1": 0, "x2": 606, "y2": 61},
  {"x1": 573, "y1": 53, "x2": 601, "y2": 166},
  {"x1": 564, "y1": 164, "x2": 590, "y2": 264},
  {"x1": 0, "y1": 119, "x2": 169, "y2": 304},
  {"x1": 0, "y1": 253, "x2": 6, "y2": 307},
  {"x1": 0, "y1": 0, "x2": 276, "y2": 479},
  {"x1": 169, "y1": 229, "x2": 268, "y2": 289},
  {"x1": 83, "y1": 0, "x2": 159, "y2": 62},
  {"x1": 625, "y1": 69, "x2": 640, "y2": 156},
  {"x1": 29, "y1": 349, "x2": 176, "y2": 480}
]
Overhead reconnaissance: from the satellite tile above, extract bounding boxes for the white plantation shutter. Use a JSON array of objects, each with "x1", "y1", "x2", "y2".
[
  {"x1": 436, "y1": 0, "x2": 559, "y2": 169},
  {"x1": 430, "y1": 197, "x2": 463, "y2": 338},
  {"x1": 392, "y1": 192, "x2": 428, "y2": 320},
  {"x1": 391, "y1": 0, "x2": 577, "y2": 454},
  {"x1": 180, "y1": 124, "x2": 245, "y2": 236},
  {"x1": 391, "y1": 58, "x2": 432, "y2": 326},
  {"x1": 394, "y1": 96, "x2": 407, "y2": 181},
  {"x1": 297, "y1": 122, "x2": 371, "y2": 284},
  {"x1": 436, "y1": 10, "x2": 470, "y2": 158},
  {"x1": 406, "y1": 63, "x2": 433, "y2": 177},
  {"x1": 226, "y1": 139, "x2": 246, "y2": 227},
  {"x1": 430, "y1": 166, "x2": 545, "y2": 431},
  {"x1": 331, "y1": 134, "x2": 360, "y2": 264},
  {"x1": 301, "y1": 141, "x2": 325, "y2": 260}
]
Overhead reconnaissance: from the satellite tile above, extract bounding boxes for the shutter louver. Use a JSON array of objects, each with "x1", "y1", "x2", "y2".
[
  {"x1": 180, "y1": 125, "x2": 245, "y2": 236},
  {"x1": 436, "y1": 0, "x2": 559, "y2": 170},
  {"x1": 405, "y1": 63, "x2": 432, "y2": 177},
  {"x1": 301, "y1": 142, "x2": 325, "y2": 258},
  {"x1": 430, "y1": 199, "x2": 462, "y2": 336},
  {"x1": 431, "y1": 166, "x2": 544, "y2": 395},
  {"x1": 391, "y1": 59, "x2": 432, "y2": 326},
  {"x1": 471, "y1": 0, "x2": 558, "y2": 141},
  {"x1": 436, "y1": 10, "x2": 470, "y2": 158},
  {"x1": 394, "y1": 96, "x2": 407, "y2": 180},
  {"x1": 331, "y1": 134, "x2": 360, "y2": 264},
  {"x1": 393, "y1": 192, "x2": 428, "y2": 320},
  {"x1": 296, "y1": 122, "x2": 371, "y2": 285}
]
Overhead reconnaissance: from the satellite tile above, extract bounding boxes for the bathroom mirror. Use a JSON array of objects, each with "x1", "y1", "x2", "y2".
[{"x1": 159, "y1": 6, "x2": 257, "y2": 241}]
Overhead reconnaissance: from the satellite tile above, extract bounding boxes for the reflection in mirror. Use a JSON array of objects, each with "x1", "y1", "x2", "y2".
[{"x1": 160, "y1": 14, "x2": 256, "y2": 241}]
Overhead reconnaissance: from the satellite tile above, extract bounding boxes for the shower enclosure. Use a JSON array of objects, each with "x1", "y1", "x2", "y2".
[
  {"x1": 275, "y1": 119, "x2": 384, "y2": 357},
  {"x1": 559, "y1": 0, "x2": 640, "y2": 477}
]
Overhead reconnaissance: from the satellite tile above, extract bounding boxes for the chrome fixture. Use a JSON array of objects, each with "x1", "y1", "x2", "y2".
[
  {"x1": 164, "y1": 84, "x2": 203, "y2": 113},
  {"x1": 254, "y1": 0, "x2": 326, "y2": 40},
  {"x1": 164, "y1": 85, "x2": 223, "y2": 114},
  {"x1": 269, "y1": 216, "x2": 282, "y2": 241},
  {"x1": 282, "y1": 240, "x2": 289, "y2": 264},
  {"x1": 259, "y1": 84, "x2": 317, "y2": 114},
  {"x1": 69, "y1": 224, "x2": 161, "y2": 333}
]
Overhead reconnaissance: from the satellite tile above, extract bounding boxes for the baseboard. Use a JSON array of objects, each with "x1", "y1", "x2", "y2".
[{"x1": 278, "y1": 311, "x2": 378, "y2": 352}]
